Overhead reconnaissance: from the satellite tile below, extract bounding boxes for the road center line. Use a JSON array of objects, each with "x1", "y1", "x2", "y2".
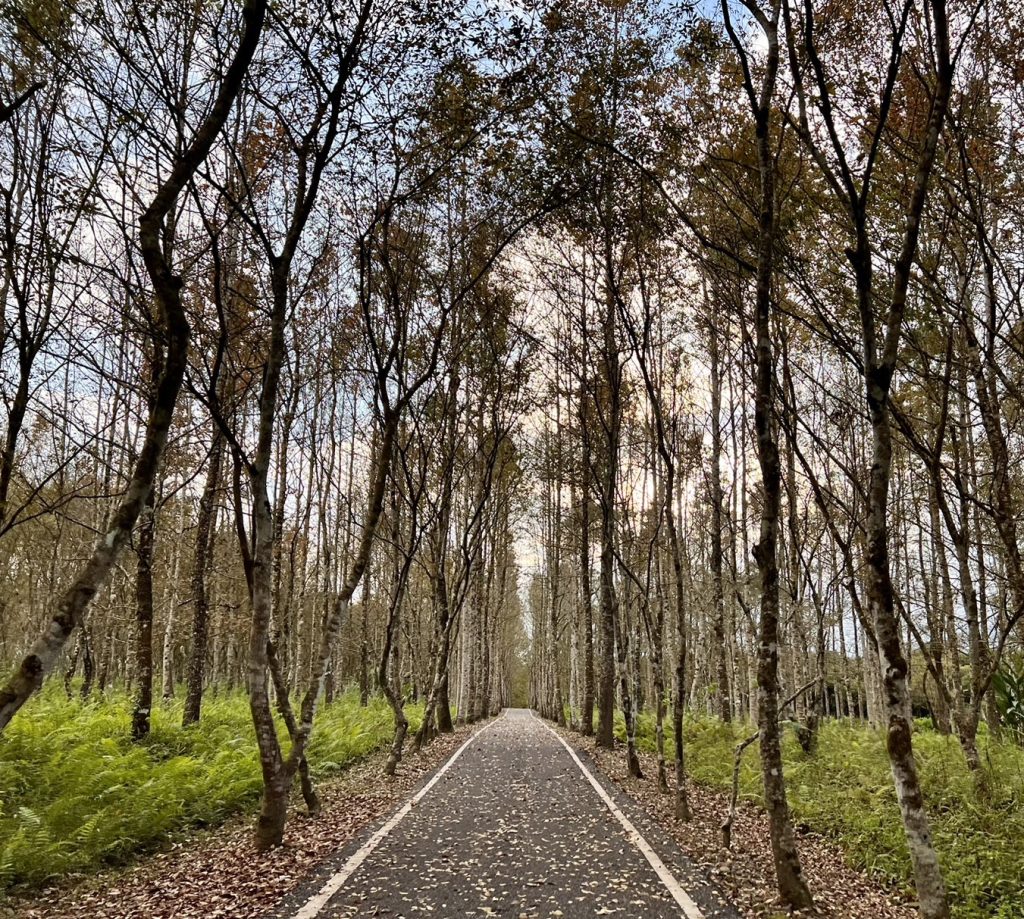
[
  {"x1": 291, "y1": 712, "x2": 504, "y2": 919},
  {"x1": 532, "y1": 711, "x2": 706, "y2": 919}
]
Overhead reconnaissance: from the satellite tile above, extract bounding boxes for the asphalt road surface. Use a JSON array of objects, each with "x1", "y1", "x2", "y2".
[{"x1": 281, "y1": 709, "x2": 740, "y2": 919}]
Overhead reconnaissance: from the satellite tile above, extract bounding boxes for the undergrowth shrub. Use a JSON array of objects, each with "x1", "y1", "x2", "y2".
[
  {"x1": 619, "y1": 711, "x2": 1024, "y2": 919},
  {"x1": 0, "y1": 687, "x2": 423, "y2": 893}
]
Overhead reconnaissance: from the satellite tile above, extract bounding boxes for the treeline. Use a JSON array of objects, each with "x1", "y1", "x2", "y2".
[
  {"x1": 521, "y1": 3, "x2": 1022, "y2": 919},
  {"x1": 2, "y1": 0, "x2": 1023, "y2": 917},
  {"x1": 0, "y1": 0, "x2": 537, "y2": 853}
]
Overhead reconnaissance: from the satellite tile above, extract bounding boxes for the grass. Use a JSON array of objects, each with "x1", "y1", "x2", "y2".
[
  {"x1": 0, "y1": 686, "x2": 423, "y2": 894},
  {"x1": 619, "y1": 711, "x2": 1024, "y2": 919}
]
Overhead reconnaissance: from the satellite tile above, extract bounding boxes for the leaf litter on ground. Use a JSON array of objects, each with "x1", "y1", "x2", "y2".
[{"x1": 560, "y1": 726, "x2": 918, "y2": 919}]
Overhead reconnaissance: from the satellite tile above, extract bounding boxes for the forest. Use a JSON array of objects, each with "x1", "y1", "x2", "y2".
[{"x1": 1, "y1": 0, "x2": 1022, "y2": 918}]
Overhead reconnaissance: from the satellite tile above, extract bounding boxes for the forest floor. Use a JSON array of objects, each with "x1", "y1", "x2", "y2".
[
  {"x1": 3, "y1": 724, "x2": 471, "y2": 919},
  {"x1": 7, "y1": 707, "x2": 748, "y2": 919},
  {"x1": 5, "y1": 706, "x2": 1013, "y2": 919},
  {"x1": 564, "y1": 725, "x2": 917, "y2": 919}
]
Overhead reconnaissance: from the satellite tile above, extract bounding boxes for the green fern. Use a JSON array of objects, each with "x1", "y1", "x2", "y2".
[
  {"x1": 624, "y1": 711, "x2": 1024, "y2": 919},
  {"x1": 0, "y1": 685, "x2": 419, "y2": 895}
]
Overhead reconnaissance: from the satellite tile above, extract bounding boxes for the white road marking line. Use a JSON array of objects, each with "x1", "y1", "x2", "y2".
[
  {"x1": 291, "y1": 713, "x2": 505, "y2": 919},
  {"x1": 532, "y1": 711, "x2": 707, "y2": 919}
]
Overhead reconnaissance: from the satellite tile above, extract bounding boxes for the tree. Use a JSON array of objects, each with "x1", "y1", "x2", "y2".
[
  {"x1": 0, "y1": 0, "x2": 267, "y2": 731},
  {"x1": 721, "y1": 0, "x2": 813, "y2": 906},
  {"x1": 785, "y1": 0, "x2": 955, "y2": 912}
]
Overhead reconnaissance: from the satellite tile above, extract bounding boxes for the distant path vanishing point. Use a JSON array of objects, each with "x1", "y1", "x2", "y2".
[{"x1": 279, "y1": 709, "x2": 742, "y2": 919}]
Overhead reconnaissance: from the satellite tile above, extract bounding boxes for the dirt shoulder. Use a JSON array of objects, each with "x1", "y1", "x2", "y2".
[{"x1": 556, "y1": 725, "x2": 917, "y2": 919}]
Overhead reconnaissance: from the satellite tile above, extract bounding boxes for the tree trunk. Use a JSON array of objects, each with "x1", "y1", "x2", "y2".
[
  {"x1": 595, "y1": 154, "x2": 622, "y2": 750},
  {"x1": 131, "y1": 490, "x2": 157, "y2": 741},
  {"x1": 617, "y1": 589, "x2": 643, "y2": 778},
  {"x1": 183, "y1": 431, "x2": 223, "y2": 726},
  {"x1": 160, "y1": 500, "x2": 187, "y2": 699},
  {"x1": 709, "y1": 314, "x2": 731, "y2": 722},
  {"x1": 579, "y1": 477, "x2": 595, "y2": 736},
  {"x1": 250, "y1": 462, "x2": 289, "y2": 851}
]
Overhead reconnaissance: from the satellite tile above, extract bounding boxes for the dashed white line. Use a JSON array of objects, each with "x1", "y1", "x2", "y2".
[
  {"x1": 291, "y1": 712, "x2": 504, "y2": 919},
  {"x1": 531, "y1": 711, "x2": 707, "y2": 919}
]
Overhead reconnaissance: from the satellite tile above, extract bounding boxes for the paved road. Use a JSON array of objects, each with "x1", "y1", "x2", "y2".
[{"x1": 281, "y1": 709, "x2": 739, "y2": 919}]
